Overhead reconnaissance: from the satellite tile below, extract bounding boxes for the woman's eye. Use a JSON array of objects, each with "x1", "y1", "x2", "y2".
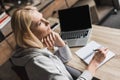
[{"x1": 38, "y1": 22, "x2": 41, "y2": 26}]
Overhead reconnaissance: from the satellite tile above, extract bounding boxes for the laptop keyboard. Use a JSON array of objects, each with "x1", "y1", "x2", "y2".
[{"x1": 61, "y1": 30, "x2": 88, "y2": 40}]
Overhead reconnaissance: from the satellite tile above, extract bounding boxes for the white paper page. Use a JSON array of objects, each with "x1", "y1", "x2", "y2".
[{"x1": 75, "y1": 41, "x2": 115, "y2": 67}]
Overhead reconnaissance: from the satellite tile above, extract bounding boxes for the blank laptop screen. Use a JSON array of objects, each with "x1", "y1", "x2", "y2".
[{"x1": 58, "y1": 5, "x2": 92, "y2": 32}]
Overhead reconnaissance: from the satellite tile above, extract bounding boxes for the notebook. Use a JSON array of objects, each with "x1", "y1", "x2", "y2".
[
  {"x1": 75, "y1": 41, "x2": 115, "y2": 68},
  {"x1": 58, "y1": 5, "x2": 92, "y2": 47}
]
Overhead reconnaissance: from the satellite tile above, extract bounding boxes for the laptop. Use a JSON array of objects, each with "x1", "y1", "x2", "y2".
[{"x1": 58, "y1": 5, "x2": 92, "y2": 47}]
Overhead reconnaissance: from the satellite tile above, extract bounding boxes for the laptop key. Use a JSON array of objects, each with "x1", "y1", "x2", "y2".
[{"x1": 61, "y1": 30, "x2": 88, "y2": 39}]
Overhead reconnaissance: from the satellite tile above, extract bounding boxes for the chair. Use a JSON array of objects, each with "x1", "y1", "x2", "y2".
[
  {"x1": 9, "y1": 59, "x2": 29, "y2": 80},
  {"x1": 11, "y1": 65, "x2": 29, "y2": 80}
]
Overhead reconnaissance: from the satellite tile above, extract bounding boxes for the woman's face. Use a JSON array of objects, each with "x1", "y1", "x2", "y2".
[{"x1": 31, "y1": 11, "x2": 51, "y2": 40}]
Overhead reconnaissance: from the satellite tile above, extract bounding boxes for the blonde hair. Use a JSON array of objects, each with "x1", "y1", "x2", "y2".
[{"x1": 11, "y1": 6, "x2": 43, "y2": 48}]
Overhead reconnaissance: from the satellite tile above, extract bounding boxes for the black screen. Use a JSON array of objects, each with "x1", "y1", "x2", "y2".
[{"x1": 58, "y1": 5, "x2": 91, "y2": 32}]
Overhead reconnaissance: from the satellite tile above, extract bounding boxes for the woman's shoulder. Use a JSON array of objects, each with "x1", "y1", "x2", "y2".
[
  {"x1": 11, "y1": 47, "x2": 51, "y2": 66},
  {"x1": 12, "y1": 46, "x2": 54, "y2": 61}
]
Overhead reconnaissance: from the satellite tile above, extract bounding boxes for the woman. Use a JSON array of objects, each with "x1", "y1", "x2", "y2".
[{"x1": 11, "y1": 6, "x2": 108, "y2": 80}]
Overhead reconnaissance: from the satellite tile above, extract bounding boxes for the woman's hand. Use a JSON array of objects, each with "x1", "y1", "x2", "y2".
[
  {"x1": 87, "y1": 47, "x2": 108, "y2": 75},
  {"x1": 92, "y1": 48, "x2": 108, "y2": 64},
  {"x1": 42, "y1": 31, "x2": 65, "y2": 48}
]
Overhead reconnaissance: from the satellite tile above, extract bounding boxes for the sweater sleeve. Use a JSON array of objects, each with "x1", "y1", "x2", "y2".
[
  {"x1": 57, "y1": 45, "x2": 72, "y2": 63},
  {"x1": 77, "y1": 70, "x2": 93, "y2": 80}
]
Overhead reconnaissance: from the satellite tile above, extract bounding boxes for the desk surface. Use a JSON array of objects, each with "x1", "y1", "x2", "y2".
[{"x1": 65, "y1": 25, "x2": 120, "y2": 80}]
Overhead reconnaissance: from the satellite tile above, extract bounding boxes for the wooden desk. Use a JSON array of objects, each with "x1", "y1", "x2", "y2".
[{"x1": 66, "y1": 25, "x2": 120, "y2": 80}]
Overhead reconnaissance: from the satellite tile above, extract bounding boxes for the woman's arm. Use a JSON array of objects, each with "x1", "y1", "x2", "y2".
[
  {"x1": 42, "y1": 31, "x2": 72, "y2": 63},
  {"x1": 57, "y1": 44, "x2": 72, "y2": 63},
  {"x1": 86, "y1": 48, "x2": 108, "y2": 75}
]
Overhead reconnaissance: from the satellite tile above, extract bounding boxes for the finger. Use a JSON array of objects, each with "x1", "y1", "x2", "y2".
[
  {"x1": 104, "y1": 48, "x2": 109, "y2": 53},
  {"x1": 51, "y1": 31, "x2": 56, "y2": 41},
  {"x1": 46, "y1": 35, "x2": 54, "y2": 47},
  {"x1": 52, "y1": 31, "x2": 61, "y2": 40},
  {"x1": 49, "y1": 33, "x2": 55, "y2": 46},
  {"x1": 101, "y1": 48, "x2": 109, "y2": 55},
  {"x1": 43, "y1": 37, "x2": 49, "y2": 47},
  {"x1": 95, "y1": 47, "x2": 108, "y2": 54},
  {"x1": 41, "y1": 38, "x2": 44, "y2": 43}
]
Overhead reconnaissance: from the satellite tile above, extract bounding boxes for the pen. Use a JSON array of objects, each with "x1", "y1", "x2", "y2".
[{"x1": 93, "y1": 47, "x2": 102, "y2": 52}]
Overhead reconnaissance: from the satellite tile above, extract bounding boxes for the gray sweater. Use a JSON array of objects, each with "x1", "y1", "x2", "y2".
[{"x1": 11, "y1": 45, "x2": 93, "y2": 80}]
